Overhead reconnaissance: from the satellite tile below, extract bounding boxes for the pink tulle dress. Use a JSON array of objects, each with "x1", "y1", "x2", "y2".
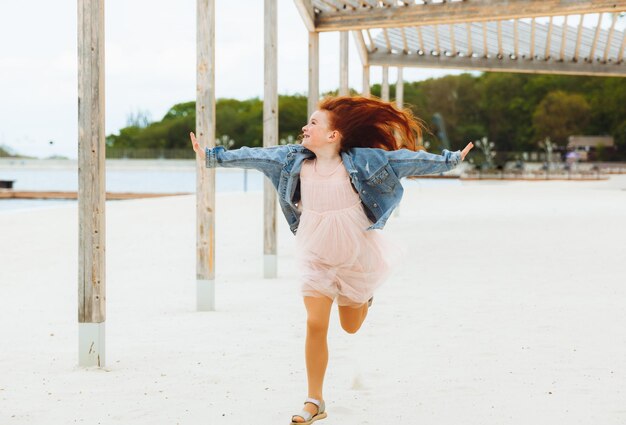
[{"x1": 295, "y1": 158, "x2": 395, "y2": 307}]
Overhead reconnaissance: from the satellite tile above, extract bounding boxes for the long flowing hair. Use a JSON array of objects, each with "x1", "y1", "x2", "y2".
[{"x1": 317, "y1": 95, "x2": 426, "y2": 152}]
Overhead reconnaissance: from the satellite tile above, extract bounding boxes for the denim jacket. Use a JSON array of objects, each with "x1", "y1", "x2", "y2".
[{"x1": 205, "y1": 144, "x2": 462, "y2": 235}]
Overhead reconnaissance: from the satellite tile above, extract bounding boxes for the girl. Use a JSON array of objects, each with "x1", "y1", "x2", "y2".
[{"x1": 190, "y1": 96, "x2": 473, "y2": 424}]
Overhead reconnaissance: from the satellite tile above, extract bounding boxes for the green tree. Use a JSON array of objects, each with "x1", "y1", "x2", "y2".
[
  {"x1": 532, "y1": 90, "x2": 590, "y2": 146},
  {"x1": 279, "y1": 94, "x2": 308, "y2": 142},
  {"x1": 477, "y1": 73, "x2": 530, "y2": 151},
  {"x1": 105, "y1": 74, "x2": 626, "y2": 160}
]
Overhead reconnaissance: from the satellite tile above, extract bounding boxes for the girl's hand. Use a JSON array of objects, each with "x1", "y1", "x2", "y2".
[
  {"x1": 460, "y1": 142, "x2": 474, "y2": 161},
  {"x1": 190, "y1": 132, "x2": 206, "y2": 160}
]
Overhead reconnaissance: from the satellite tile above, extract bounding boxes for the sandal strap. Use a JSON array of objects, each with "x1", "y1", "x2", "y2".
[
  {"x1": 292, "y1": 397, "x2": 324, "y2": 422},
  {"x1": 292, "y1": 410, "x2": 313, "y2": 422},
  {"x1": 304, "y1": 397, "x2": 320, "y2": 407}
]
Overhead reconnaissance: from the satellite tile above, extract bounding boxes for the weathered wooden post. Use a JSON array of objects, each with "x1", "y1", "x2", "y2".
[
  {"x1": 78, "y1": 0, "x2": 106, "y2": 367},
  {"x1": 381, "y1": 65, "x2": 389, "y2": 101},
  {"x1": 396, "y1": 67, "x2": 404, "y2": 109},
  {"x1": 351, "y1": 30, "x2": 370, "y2": 97},
  {"x1": 308, "y1": 30, "x2": 319, "y2": 119},
  {"x1": 196, "y1": 0, "x2": 216, "y2": 311},
  {"x1": 339, "y1": 31, "x2": 349, "y2": 96},
  {"x1": 264, "y1": 0, "x2": 278, "y2": 278},
  {"x1": 362, "y1": 66, "x2": 370, "y2": 97},
  {"x1": 394, "y1": 66, "x2": 404, "y2": 218}
]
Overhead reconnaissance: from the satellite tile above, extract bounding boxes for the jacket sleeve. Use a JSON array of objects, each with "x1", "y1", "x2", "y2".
[
  {"x1": 386, "y1": 148, "x2": 463, "y2": 179},
  {"x1": 205, "y1": 145, "x2": 289, "y2": 176}
]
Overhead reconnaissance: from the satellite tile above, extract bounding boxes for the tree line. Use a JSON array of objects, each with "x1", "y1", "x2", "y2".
[{"x1": 106, "y1": 72, "x2": 626, "y2": 161}]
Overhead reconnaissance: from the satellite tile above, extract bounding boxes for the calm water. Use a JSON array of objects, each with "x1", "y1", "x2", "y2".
[
  {"x1": 0, "y1": 165, "x2": 458, "y2": 213},
  {"x1": 0, "y1": 166, "x2": 265, "y2": 212},
  {"x1": 0, "y1": 168, "x2": 264, "y2": 193}
]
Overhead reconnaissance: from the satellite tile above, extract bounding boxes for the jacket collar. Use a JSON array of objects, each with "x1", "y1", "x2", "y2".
[
  {"x1": 290, "y1": 144, "x2": 357, "y2": 176},
  {"x1": 341, "y1": 149, "x2": 358, "y2": 176}
]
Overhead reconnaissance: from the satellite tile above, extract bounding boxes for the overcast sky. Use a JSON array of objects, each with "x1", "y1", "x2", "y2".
[{"x1": 0, "y1": 1, "x2": 477, "y2": 159}]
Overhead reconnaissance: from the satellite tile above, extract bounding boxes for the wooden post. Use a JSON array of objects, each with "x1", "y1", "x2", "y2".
[
  {"x1": 264, "y1": 0, "x2": 278, "y2": 278},
  {"x1": 362, "y1": 65, "x2": 370, "y2": 97},
  {"x1": 78, "y1": 0, "x2": 106, "y2": 367},
  {"x1": 381, "y1": 65, "x2": 389, "y2": 101},
  {"x1": 395, "y1": 67, "x2": 404, "y2": 109},
  {"x1": 196, "y1": 0, "x2": 216, "y2": 311},
  {"x1": 308, "y1": 31, "x2": 319, "y2": 118},
  {"x1": 339, "y1": 31, "x2": 349, "y2": 96},
  {"x1": 393, "y1": 66, "x2": 403, "y2": 218}
]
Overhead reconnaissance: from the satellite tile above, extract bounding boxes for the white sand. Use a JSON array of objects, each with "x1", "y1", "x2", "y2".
[{"x1": 1, "y1": 177, "x2": 626, "y2": 424}]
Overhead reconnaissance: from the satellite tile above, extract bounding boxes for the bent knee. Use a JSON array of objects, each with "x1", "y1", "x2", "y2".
[{"x1": 340, "y1": 322, "x2": 361, "y2": 334}]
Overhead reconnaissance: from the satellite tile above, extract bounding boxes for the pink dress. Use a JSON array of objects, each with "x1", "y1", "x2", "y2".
[{"x1": 295, "y1": 158, "x2": 395, "y2": 307}]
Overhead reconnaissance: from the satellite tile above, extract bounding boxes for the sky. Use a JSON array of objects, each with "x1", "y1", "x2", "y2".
[{"x1": 0, "y1": 0, "x2": 475, "y2": 159}]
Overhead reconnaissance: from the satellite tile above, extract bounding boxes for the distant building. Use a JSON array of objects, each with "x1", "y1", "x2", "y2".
[
  {"x1": 567, "y1": 136, "x2": 615, "y2": 161},
  {"x1": 567, "y1": 136, "x2": 614, "y2": 149}
]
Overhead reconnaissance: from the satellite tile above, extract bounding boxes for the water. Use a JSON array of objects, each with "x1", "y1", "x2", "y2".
[
  {"x1": 0, "y1": 161, "x2": 459, "y2": 213},
  {"x1": 0, "y1": 165, "x2": 265, "y2": 213},
  {"x1": 0, "y1": 167, "x2": 264, "y2": 193}
]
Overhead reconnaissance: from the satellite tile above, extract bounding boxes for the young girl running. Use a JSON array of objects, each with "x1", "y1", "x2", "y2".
[{"x1": 190, "y1": 96, "x2": 473, "y2": 424}]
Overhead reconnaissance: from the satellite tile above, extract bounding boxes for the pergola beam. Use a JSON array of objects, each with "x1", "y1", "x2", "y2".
[
  {"x1": 396, "y1": 66, "x2": 403, "y2": 108},
  {"x1": 362, "y1": 65, "x2": 370, "y2": 97},
  {"x1": 340, "y1": 31, "x2": 349, "y2": 95},
  {"x1": 352, "y1": 29, "x2": 369, "y2": 65},
  {"x1": 314, "y1": 0, "x2": 626, "y2": 31},
  {"x1": 308, "y1": 31, "x2": 320, "y2": 117},
  {"x1": 368, "y1": 51, "x2": 626, "y2": 77},
  {"x1": 294, "y1": 0, "x2": 315, "y2": 32},
  {"x1": 381, "y1": 65, "x2": 389, "y2": 101}
]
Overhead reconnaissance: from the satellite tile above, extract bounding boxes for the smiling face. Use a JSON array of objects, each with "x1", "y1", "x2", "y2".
[{"x1": 301, "y1": 110, "x2": 341, "y2": 154}]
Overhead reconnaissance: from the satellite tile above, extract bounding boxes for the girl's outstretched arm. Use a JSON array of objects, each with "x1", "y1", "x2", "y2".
[
  {"x1": 461, "y1": 142, "x2": 474, "y2": 160},
  {"x1": 190, "y1": 131, "x2": 289, "y2": 176},
  {"x1": 386, "y1": 142, "x2": 473, "y2": 179},
  {"x1": 190, "y1": 132, "x2": 206, "y2": 160}
]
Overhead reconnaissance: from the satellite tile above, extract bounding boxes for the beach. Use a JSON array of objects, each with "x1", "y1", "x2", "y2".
[{"x1": 1, "y1": 176, "x2": 625, "y2": 424}]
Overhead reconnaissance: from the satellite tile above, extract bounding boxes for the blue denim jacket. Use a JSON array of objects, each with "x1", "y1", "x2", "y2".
[{"x1": 205, "y1": 144, "x2": 462, "y2": 234}]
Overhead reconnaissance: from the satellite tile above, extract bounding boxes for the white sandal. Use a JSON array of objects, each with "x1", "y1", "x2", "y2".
[{"x1": 290, "y1": 397, "x2": 327, "y2": 425}]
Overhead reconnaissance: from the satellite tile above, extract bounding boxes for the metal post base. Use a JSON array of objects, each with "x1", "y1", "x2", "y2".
[
  {"x1": 197, "y1": 279, "x2": 215, "y2": 311},
  {"x1": 264, "y1": 254, "x2": 277, "y2": 278},
  {"x1": 78, "y1": 322, "x2": 105, "y2": 367}
]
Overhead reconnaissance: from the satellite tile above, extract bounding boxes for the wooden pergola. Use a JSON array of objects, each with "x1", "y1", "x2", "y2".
[
  {"x1": 297, "y1": 0, "x2": 626, "y2": 103},
  {"x1": 77, "y1": 0, "x2": 626, "y2": 367}
]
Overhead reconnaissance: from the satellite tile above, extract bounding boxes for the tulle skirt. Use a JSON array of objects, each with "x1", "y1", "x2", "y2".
[{"x1": 295, "y1": 202, "x2": 398, "y2": 307}]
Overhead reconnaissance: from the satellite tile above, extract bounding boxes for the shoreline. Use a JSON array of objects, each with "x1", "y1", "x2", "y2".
[{"x1": 0, "y1": 190, "x2": 191, "y2": 200}]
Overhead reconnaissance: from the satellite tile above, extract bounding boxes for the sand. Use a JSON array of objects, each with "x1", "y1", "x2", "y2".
[{"x1": 1, "y1": 176, "x2": 625, "y2": 424}]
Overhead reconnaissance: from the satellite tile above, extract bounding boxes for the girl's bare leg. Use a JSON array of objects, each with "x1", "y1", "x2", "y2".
[
  {"x1": 293, "y1": 295, "x2": 333, "y2": 423},
  {"x1": 338, "y1": 301, "x2": 369, "y2": 334}
]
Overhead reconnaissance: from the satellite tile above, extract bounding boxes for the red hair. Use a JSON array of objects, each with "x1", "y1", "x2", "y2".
[{"x1": 318, "y1": 95, "x2": 425, "y2": 152}]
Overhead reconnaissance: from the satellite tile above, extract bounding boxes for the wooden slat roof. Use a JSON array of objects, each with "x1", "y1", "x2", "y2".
[
  {"x1": 296, "y1": 0, "x2": 626, "y2": 76},
  {"x1": 366, "y1": 15, "x2": 626, "y2": 76}
]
